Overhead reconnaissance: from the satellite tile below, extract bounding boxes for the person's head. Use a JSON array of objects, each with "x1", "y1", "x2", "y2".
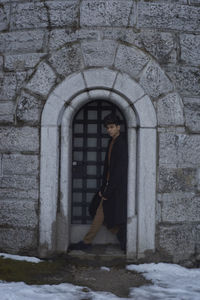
[{"x1": 103, "y1": 113, "x2": 121, "y2": 139}]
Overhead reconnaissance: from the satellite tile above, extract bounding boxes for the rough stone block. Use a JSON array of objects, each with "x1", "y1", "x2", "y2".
[
  {"x1": 177, "y1": 134, "x2": 200, "y2": 167},
  {"x1": 80, "y1": 0, "x2": 133, "y2": 27},
  {"x1": 0, "y1": 189, "x2": 39, "y2": 201},
  {"x1": 159, "y1": 132, "x2": 200, "y2": 167},
  {"x1": 158, "y1": 224, "x2": 196, "y2": 262},
  {"x1": 0, "y1": 56, "x2": 3, "y2": 69},
  {"x1": 165, "y1": 65, "x2": 200, "y2": 97},
  {"x1": 158, "y1": 167, "x2": 197, "y2": 193},
  {"x1": 137, "y1": 3, "x2": 200, "y2": 32},
  {"x1": 0, "y1": 101, "x2": 14, "y2": 123},
  {"x1": 0, "y1": 71, "x2": 27, "y2": 101},
  {"x1": 160, "y1": 192, "x2": 200, "y2": 223},
  {"x1": 0, "y1": 228, "x2": 37, "y2": 254},
  {"x1": 180, "y1": 34, "x2": 200, "y2": 66},
  {"x1": 157, "y1": 93, "x2": 184, "y2": 126},
  {"x1": 81, "y1": 40, "x2": 117, "y2": 67},
  {"x1": 0, "y1": 3, "x2": 10, "y2": 31},
  {"x1": 102, "y1": 28, "x2": 142, "y2": 46},
  {"x1": 0, "y1": 126, "x2": 39, "y2": 152},
  {"x1": 114, "y1": 44, "x2": 149, "y2": 79},
  {"x1": 0, "y1": 175, "x2": 38, "y2": 190},
  {"x1": 26, "y1": 62, "x2": 56, "y2": 97},
  {"x1": 139, "y1": 30, "x2": 176, "y2": 64},
  {"x1": 114, "y1": 72, "x2": 145, "y2": 103},
  {"x1": 48, "y1": 28, "x2": 99, "y2": 51},
  {"x1": 48, "y1": 44, "x2": 84, "y2": 78},
  {"x1": 16, "y1": 91, "x2": 44, "y2": 125},
  {"x1": 139, "y1": 61, "x2": 173, "y2": 99},
  {"x1": 10, "y1": 2, "x2": 48, "y2": 30},
  {"x1": 183, "y1": 97, "x2": 200, "y2": 133},
  {"x1": 46, "y1": 0, "x2": 79, "y2": 27},
  {"x1": 4, "y1": 53, "x2": 46, "y2": 71},
  {"x1": 0, "y1": 200, "x2": 38, "y2": 229},
  {"x1": 159, "y1": 132, "x2": 179, "y2": 167},
  {"x1": 0, "y1": 30, "x2": 45, "y2": 54},
  {"x1": 2, "y1": 154, "x2": 39, "y2": 175}
]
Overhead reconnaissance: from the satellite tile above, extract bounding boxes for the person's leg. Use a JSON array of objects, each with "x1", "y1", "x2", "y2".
[
  {"x1": 83, "y1": 199, "x2": 104, "y2": 244},
  {"x1": 68, "y1": 200, "x2": 104, "y2": 251}
]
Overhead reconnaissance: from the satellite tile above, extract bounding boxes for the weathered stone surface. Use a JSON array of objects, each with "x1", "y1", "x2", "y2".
[
  {"x1": 102, "y1": 28, "x2": 141, "y2": 46},
  {"x1": 48, "y1": 28, "x2": 99, "y2": 51},
  {"x1": 0, "y1": 228, "x2": 37, "y2": 253},
  {"x1": 0, "y1": 200, "x2": 38, "y2": 229},
  {"x1": 183, "y1": 97, "x2": 200, "y2": 133},
  {"x1": 165, "y1": 65, "x2": 200, "y2": 96},
  {"x1": 0, "y1": 101, "x2": 14, "y2": 123},
  {"x1": 139, "y1": 61, "x2": 173, "y2": 99},
  {"x1": 16, "y1": 91, "x2": 44, "y2": 124},
  {"x1": 139, "y1": 30, "x2": 176, "y2": 64},
  {"x1": 114, "y1": 44, "x2": 149, "y2": 79},
  {"x1": 81, "y1": 40, "x2": 117, "y2": 67},
  {"x1": 46, "y1": 0, "x2": 79, "y2": 28},
  {"x1": 159, "y1": 167, "x2": 197, "y2": 192},
  {"x1": 10, "y1": 2, "x2": 48, "y2": 30},
  {"x1": 2, "y1": 154, "x2": 39, "y2": 175},
  {"x1": 0, "y1": 30, "x2": 45, "y2": 54},
  {"x1": 80, "y1": 0, "x2": 133, "y2": 27},
  {"x1": 0, "y1": 175, "x2": 38, "y2": 190},
  {"x1": 137, "y1": 3, "x2": 200, "y2": 32},
  {"x1": 48, "y1": 44, "x2": 84, "y2": 77},
  {"x1": 159, "y1": 133, "x2": 200, "y2": 167},
  {"x1": 158, "y1": 224, "x2": 196, "y2": 262},
  {"x1": 0, "y1": 3, "x2": 10, "y2": 31},
  {"x1": 159, "y1": 192, "x2": 200, "y2": 223},
  {"x1": 157, "y1": 93, "x2": 184, "y2": 126},
  {"x1": 26, "y1": 62, "x2": 56, "y2": 97},
  {"x1": 0, "y1": 56, "x2": 3, "y2": 69},
  {"x1": 180, "y1": 34, "x2": 200, "y2": 66},
  {"x1": 4, "y1": 53, "x2": 46, "y2": 71},
  {"x1": 0, "y1": 126, "x2": 39, "y2": 152},
  {"x1": 0, "y1": 188, "x2": 39, "y2": 201},
  {"x1": 0, "y1": 71, "x2": 27, "y2": 101}
]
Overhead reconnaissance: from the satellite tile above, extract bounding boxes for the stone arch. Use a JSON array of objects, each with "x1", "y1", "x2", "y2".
[
  {"x1": 39, "y1": 68, "x2": 157, "y2": 258},
  {"x1": 17, "y1": 40, "x2": 184, "y2": 128}
]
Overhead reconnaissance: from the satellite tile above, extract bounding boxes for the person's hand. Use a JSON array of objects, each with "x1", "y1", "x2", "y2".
[
  {"x1": 98, "y1": 191, "x2": 102, "y2": 197},
  {"x1": 98, "y1": 191, "x2": 107, "y2": 200}
]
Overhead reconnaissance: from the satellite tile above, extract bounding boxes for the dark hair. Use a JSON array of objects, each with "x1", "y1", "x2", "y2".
[{"x1": 103, "y1": 113, "x2": 120, "y2": 127}]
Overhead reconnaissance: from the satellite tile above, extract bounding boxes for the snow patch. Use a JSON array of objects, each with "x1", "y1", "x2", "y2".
[
  {"x1": 0, "y1": 253, "x2": 42, "y2": 263},
  {"x1": 127, "y1": 263, "x2": 200, "y2": 300},
  {"x1": 100, "y1": 266, "x2": 110, "y2": 272}
]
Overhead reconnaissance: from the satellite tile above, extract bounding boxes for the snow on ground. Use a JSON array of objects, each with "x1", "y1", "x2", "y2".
[
  {"x1": 0, "y1": 253, "x2": 42, "y2": 263},
  {"x1": 127, "y1": 263, "x2": 200, "y2": 300},
  {"x1": 0, "y1": 257, "x2": 200, "y2": 299},
  {"x1": 0, "y1": 282, "x2": 123, "y2": 300}
]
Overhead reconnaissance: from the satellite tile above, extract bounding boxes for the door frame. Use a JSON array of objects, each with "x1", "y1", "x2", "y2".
[
  {"x1": 39, "y1": 69, "x2": 157, "y2": 259},
  {"x1": 70, "y1": 100, "x2": 127, "y2": 244}
]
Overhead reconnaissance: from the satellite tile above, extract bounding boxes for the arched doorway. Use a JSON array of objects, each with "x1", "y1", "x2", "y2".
[
  {"x1": 71, "y1": 100, "x2": 127, "y2": 244},
  {"x1": 39, "y1": 69, "x2": 157, "y2": 259}
]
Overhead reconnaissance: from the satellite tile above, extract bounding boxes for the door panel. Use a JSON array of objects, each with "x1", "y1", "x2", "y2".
[{"x1": 71, "y1": 100, "x2": 126, "y2": 231}]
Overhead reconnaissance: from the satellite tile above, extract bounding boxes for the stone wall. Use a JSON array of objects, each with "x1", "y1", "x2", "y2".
[{"x1": 0, "y1": 0, "x2": 200, "y2": 262}]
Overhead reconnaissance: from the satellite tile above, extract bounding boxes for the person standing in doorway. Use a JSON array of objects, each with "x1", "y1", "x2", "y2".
[{"x1": 69, "y1": 113, "x2": 128, "y2": 252}]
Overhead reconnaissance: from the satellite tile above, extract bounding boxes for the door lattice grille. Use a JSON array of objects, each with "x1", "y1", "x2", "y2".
[{"x1": 72, "y1": 100, "x2": 126, "y2": 224}]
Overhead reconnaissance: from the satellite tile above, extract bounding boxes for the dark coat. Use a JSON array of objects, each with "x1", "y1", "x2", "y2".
[{"x1": 100, "y1": 133, "x2": 128, "y2": 229}]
